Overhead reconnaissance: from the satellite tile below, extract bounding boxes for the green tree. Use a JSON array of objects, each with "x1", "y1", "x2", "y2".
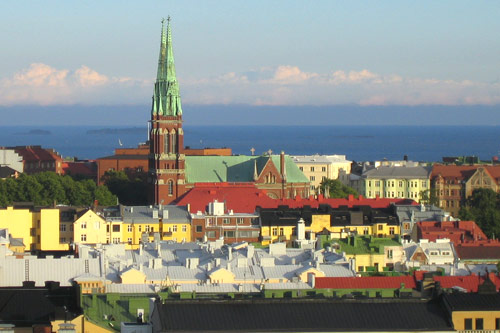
[
  {"x1": 0, "y1": 180, "x2": 9, "y2": 207},
  {"x1": 33, "y1": 172, "x2": 66, "y2": 205},
  {"x1": 95, "y1": 185, "x2": 118, "y2": 206},
  {"x1": 101, "y1": 170, "x2": 148, "y2": 205},
  {"x1": 419, "y1": 188, "x2": 439, "y2": 206},
  {"x1": 459, "y1": 188, "x2": 500, "y2": 238},
  {"x1": 16, "y1": 174, "x2": 43, "y2": 203},
  {"x1": 320, "y1": 178, "x2": 358, "y2": 199}
]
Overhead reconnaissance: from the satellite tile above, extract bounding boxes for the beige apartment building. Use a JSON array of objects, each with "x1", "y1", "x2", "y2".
[{"x1": 291, "y1": 155, "x2": 352, "y2": 194}]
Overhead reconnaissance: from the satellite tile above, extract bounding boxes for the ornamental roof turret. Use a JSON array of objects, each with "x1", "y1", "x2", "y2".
[{"x1": 152, "y1": 17, "x2": 183, "y2": 116}]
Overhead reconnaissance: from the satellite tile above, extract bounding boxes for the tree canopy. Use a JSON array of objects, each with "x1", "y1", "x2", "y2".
[
  {"x1": 101, "y1": 170, "x2": 148, "y2": 205},
  {"x1": 459, "y1": 188, "x2": 500, "y2": 238},
  {"x1": 0, "y1": 172, "x2": 117, "y2": 207},
  {"x1": 319, "y1": 178, "x2": 358, "y2": 199}
]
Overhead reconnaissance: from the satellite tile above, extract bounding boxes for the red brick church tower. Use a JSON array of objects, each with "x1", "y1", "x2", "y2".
[{"x1": 149, "y1": 17, "x2": 186, "y2": 205}]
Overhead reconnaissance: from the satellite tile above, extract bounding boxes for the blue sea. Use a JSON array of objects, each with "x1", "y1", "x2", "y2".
[{"x1": 0, "y1": 125, "x2": 498, "y2": 162}]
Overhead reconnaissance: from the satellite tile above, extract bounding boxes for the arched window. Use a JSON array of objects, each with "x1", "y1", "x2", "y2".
[
  {"x1": 168, "y1": 179, "x2": 174, "y2": 195},
  {"x1": 171, "y1": 130, "x2": 177, "y2": 154},
  {"x1": 164, "y1": 132, "x2": 170, "y2": 154}
]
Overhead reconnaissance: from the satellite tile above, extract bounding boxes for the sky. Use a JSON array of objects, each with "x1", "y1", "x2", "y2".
[{"x1": 0, "y1": 1, "x2": 499, "y2": 125}]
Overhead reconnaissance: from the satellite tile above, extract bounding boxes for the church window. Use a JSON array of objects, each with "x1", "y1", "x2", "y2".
[
  {"x1": 164, "y1": 134, "x2": 170, "y2": 154},
  {"x1": 168, "y1": 180, "x2": 174, "y2": 195},
  {"x1": 171, "y1": 132, "x2": 177, "y2": 153}
]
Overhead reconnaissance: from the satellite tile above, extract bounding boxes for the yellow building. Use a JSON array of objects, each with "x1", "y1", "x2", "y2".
[
  {"x1": 337, "y1": 236, "x2": 403, "y2": 272},
  {"x1": 74, "y1": 209, "x2": 108, "y2": 245},
  {"x1": 292, "y1": 155, "x2": 352, "y2": 194},
  {"x1": 0, "y1": 205, "x2": 69, "y2": 252},
  {"x1": 260, "y1": 206, "x2": 400, "y2": 246},
  {"x1": 443, "y1": 293, "x2": 500, "y2": 331},
  {"x1": 360, "y1": 165, "x2": 431, "y2": 203},
  {"x1": 260, "y1": 224, "x2": 296, "y2": 246}
]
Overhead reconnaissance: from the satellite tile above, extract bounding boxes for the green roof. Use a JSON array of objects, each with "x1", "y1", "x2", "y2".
[
  {"x1": 337, "y1": 237, "x2": 401, "y2": 255},
  {"x1": 185, "y1": 155, "x2": 308, "y2": 183}
]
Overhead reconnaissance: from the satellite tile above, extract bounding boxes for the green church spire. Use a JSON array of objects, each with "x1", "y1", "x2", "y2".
[{"x1": 152, "y1": 16, "x2": 183, "y2": 116}]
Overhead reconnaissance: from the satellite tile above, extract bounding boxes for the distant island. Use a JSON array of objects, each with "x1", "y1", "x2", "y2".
[
  {"x1": 86, "y1": 127, "x2": 145, "y2": 135},
  {"x1": 15, "y1": 129, "x2": 51, "y2": 135}
]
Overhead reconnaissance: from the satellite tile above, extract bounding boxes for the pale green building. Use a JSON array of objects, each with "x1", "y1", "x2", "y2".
[{"x1": 360, "y1": 166, "x2": 432, "y2": 203}]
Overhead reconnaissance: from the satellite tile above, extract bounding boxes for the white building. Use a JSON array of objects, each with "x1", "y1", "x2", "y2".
[{"x1": 291, "y1": 155, "x2": 352, "y2": 194}]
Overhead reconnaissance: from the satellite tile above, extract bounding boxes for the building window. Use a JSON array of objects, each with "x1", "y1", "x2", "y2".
[
  {"x1": 128, "y1": 238, "x2": 132, "y2": 244},
  {"x1": 138, "y1": 225, "x2": 142, "y2": 232},
  {"x1": 206, "y1": 230, "x2": 216, "y2": 238},
  {"x1": 299, "y1": 167, "x2": 303, "y2": 171},
  {"x1": 196, "y1": 225, "x2": 203, "y2": 233},
  {"x1": 112, "y1": 225, "x2": 120, "y2": 232},
  {"x1": 279, "y1": 228, "x2": 284, "y2": 236},
  {"x1": 182, "y1": 225, "x2": 187, "y2": 232},
  {"x1": 387, "y1": 249, "x2": 393, "y2": 259},
  {"x1": 310, "y1": 176, "x2": 315, "y2": 181},
  {"x1": 237, "y1": 218, "x2": 244, "y2": 224},
  {"x1": 128, "y1": 225, "x2": 133, "y2": 232},
  {"x1": 112, "y1": 238, "x2": 120, "y2": 244},
  {"x1": 60, "y1": 224, "x2": 66, "y2": 232},
  {"x1": 375, "y1": 181, "x2": 380, "y2": 187},
  {"x1": 164, "y1": 133, "x2": 170, "y2": 154},
  {"x1": 422, "y1": 181, "x2": 427, "y2": 188},
  {"x1": 378, "y1": 224, "x2": 383, "y2": 231},
  {"x1": 81, "y1": 222, "x2": 87, "y2": 229},
  {"x1": 168, "y1": 180, "x2": 174, "y2": 195},
  {"x1": 495, "y1": 318, "x2": 500, "y2": 330},
  {"x1": 358, "y1": 266, "x2": 364, "y2": 272},
  {"x1": 272, "y1": 228, "x2": 278, "y2": 236},
  {"x1": 389, "y1": 227, "x2": 395, "y2": 235},
  {"x1": 403, "y1": 222, "x2": 411, "y2": 230},
  {"x1": 145, "y1": 225, "x2": 150, "y2": 232},
  {"x1": 475, "y1": 318, "x2": 483, "y2": 330},
  {"x1": 172, "y1": 225, "x2": 177, "y2": 232},
  {"x1": 310, "y1": 167, "x2": 315, "y2": 172},
  {"x1": 223, "y1": 218, "x2": 230, "y2": 224},
  {"x1": 363, "y1": 227, "x2": 369, "y2": 235},
  {"x1": 81, "y1": 234, "x2": 87, "y2": 242},
  {"x1": 224, "y1": 230, "x2": 235, "y2": 238},
  {"x1": 171, "y1": 132, "x2": 177, "y2": 153},
  {"x1": 322, "y1": 167, "x2": 326, "y2": 172},
  {"x1": 60, "y1": 237, "x2": 66, "y2": 243}
]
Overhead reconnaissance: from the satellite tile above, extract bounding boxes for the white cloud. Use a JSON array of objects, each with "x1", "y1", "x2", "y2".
[
  {"x1": 74, "y1": 65, "x2": 109, "y2": 87},
  {"x1": 0, "y1": 63, "x2": 150, "y2": 105},
  {"x1": 181, "y1": 66, "x2": 500, "y2": 106},
  {"x1": 1, "y1": 63, "x2": 499, "y2": 107}
]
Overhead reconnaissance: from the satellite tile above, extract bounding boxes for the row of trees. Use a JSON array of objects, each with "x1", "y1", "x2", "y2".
[
  {"x1": 0, "y1": 172, "x2": 117, "y2": 207},
  {"x1": 459, "y1": 188, "x2": 500, "y2": 239}
]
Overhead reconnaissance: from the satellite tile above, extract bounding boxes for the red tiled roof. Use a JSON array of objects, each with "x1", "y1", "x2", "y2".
[
  {"x1": 175, "y1": 184, "x2": 418, "y2": 214},
  {"x1": 417, "y1": 221, "x2": 488, "y2": 244},
  {"x1": 315, "y1": 276, "x2": 417, "y2": 290},
  {"x1": 271, "y1": 195, "x2": 417, "y2": 209},
  {"x1": 431, "y1": 164, "x2": 500, "y2": 182},
  {"x1": 434, "y1": 274, "x2": 500, "y2": 292},
  {"x1": 175, "y1": 183, "x2": 277, "y2": 213},
  {"x1": 12, "y1": 146, "x2": 62, "y2": 162},
  {"x1": 62, "y1": 161, "x2": 97, "y2": 177}
]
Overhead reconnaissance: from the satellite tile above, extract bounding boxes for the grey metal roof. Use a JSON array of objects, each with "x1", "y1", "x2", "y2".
[
  {"x1": 121, "y1": 205, "x2": 190, "y2": 224},
  {"x1": 362, "y1": 166, "x2": 431, "y2": 179},
  {"x1": 0, "y1": 257, "x2": 102, "y2": 287}
]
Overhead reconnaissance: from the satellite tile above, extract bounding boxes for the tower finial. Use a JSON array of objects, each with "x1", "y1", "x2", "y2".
[{"x1": 167, "y1": 15, "x2": 171, "y2": 23}]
